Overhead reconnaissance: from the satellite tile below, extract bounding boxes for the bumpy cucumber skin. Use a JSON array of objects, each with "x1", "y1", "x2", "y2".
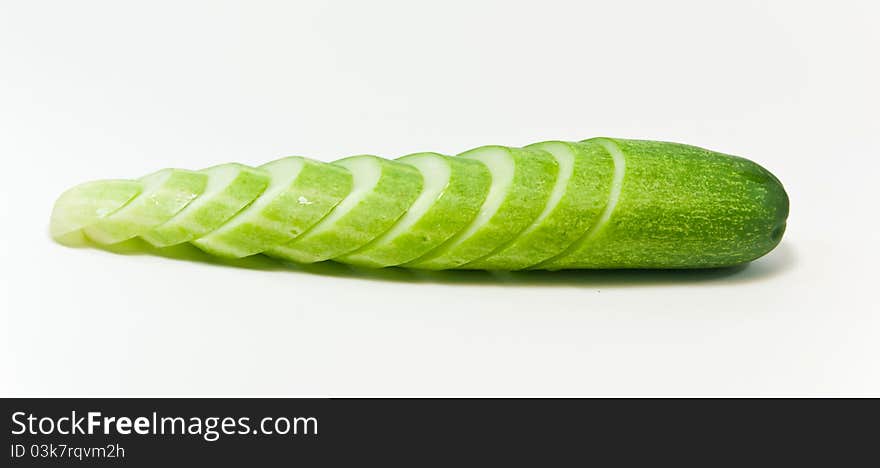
[
  {"x1": 405, "y1": 146, "x2": 558, "y2": 270},
  {"x1": 339, "y1": 154, "x2": 492, "y2": 268},
  {"x1": 50, "y1": 180, "x2": 143, "y2": 245},
  {"x1": 193, "y1": 158, "x2": 352, "y2": 258},
  {"x1": 51, "y1": 138, "x2": 789, "y2": 271},
  {"x1": 541, "y1": 138, "x2": 789, "y2": 269},
  {"x1": 83, "y1": 169, "x2": 208, "y2": 245},
  {"x1": 267, "y1": 156, "x2": 423, "y2": 264},
  {"x1": 463, "y1": 141, "x2": 614, "y2": 270},
  {"x1": 141, "y1": 164, "x2": 270, "y2": 248}
]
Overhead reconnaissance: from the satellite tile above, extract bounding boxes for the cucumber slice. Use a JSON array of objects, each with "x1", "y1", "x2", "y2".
[
  {"x1": 50, "y1": 180, "x2": 143, "y2": 246},
  {"x1": 463, "y1": 140, "x2": 614, "y2": 270},
  {"x1": 540, "y1": 137, "x2": 789, "y2": 269},
  {"x1": 192, "y1": 157, "x2": 351, "y2": 258},
  {"x1": 84, "y1": 169, "x2": 208, "y2": 245},
  {"x1": 141, "y1": 163, "x2": 270, "y2": 248},
  {"x1": 405, "y1": 146, "x2": 558, "y2": 270},
  {"x1": 267, "y1": 155, "x2": 423, "y2": 263},
  {"x1": 338, "y1": 153, "x2": 491, "y2": 268}
]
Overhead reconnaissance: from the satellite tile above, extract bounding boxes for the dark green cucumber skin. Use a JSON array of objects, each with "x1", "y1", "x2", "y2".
[{"x1": 540, "y1": 138, "x2": 789, "y2": 269}]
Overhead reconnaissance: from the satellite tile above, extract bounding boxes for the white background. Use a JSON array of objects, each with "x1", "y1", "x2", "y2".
[{"x1": 1, "y1": 1, "x2": 878, "y2": 396}]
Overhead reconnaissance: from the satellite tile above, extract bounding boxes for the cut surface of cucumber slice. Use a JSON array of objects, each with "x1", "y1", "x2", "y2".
[
  {"x1": 192, "y1": 157, "x2": 351, "y2": 258},
  {"x1": 84, "y1": 169, "x2": 207, "y2": 245},
  {"x1": 464, "y1": 140, "x2": 614, "y2": 270},
  {"x1": 267, "y1": 155, "x2": 423, "y2": 263},
  {"x1": 141, "y1": 163, "x2": 270, "y2": 248},
  {"x1": 50, "y1": 180, "x2": 143, "y2": 246},
  {"x1": 338, "y1": 153, "x2": 491, "y2": 267},
  {"x1": 405, "y1": 146, "x2": 557, "y2": 270},
  {"x1": 535, "y1": 137, "x2": 626, "y2": 269}
]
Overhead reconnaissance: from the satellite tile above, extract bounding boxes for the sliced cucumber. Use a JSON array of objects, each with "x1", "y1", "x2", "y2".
[
  {"x1": 50, "y1": 180, "x2": 143, "y2": 246},
  {"x1": 266, "y1": 155, "x2": 423, "y2": 263},
  {"x1": 141, "y1": 163, "x2": 270, "y2": 248},
  {"x1": 338, "y1": 153, "x2": 491, "y2": 267},
  {"x1": 463, "y1": 140, "x2": 614, "y2": 270},
  {"x1": 84, "y1": 169, "x2": 207, "y2": 245},
  {"x1": 539, "y1": 137, "x2": 789, "y2": 269},
  {"x1": 51, "y1": 137, "x2": 790, "y2": 270},
  {"x1": 405, "y1": 146, "x2": 558, "y2": 270},
  {"x1": 192, "y1": 157, "x2": 351, "y2": 258}
]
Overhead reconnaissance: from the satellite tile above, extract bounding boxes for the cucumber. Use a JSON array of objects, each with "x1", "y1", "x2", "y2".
[
  {"x1": 51, "y1": 138, "x2": 789, "y2": 270},
  {"x1": 404, "y1": 146, "x2": 558, "y2": 270},
  {"x1": 141, "y1": 163, "x2": 270, "y2": 248},
  {"x1": 83, "y1": 169, "x2": 208, "y2": 245},
  {"x1": 193, "y1": 157, "x2": 351, "y2": 258},
  {"x1": 266, "y1": 155, "x2": 423, "y2": 263},
  {"x1": 338, "y1": 153, "x2": 491, "y2": 268},
  {"x1": 537, "y1": 138, "x2": 789, "y2": 269},
  {"x1": 463, "y1": 140, "x2": 614, "y2": 270},
  {"x1": 50, "y1": 179, "x2": 143, "y2": 246}
]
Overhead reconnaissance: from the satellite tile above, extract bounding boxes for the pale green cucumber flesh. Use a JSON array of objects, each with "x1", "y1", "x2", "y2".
[
  {"x1": 50, "y1": 180, "x2": 143, "y2": 246},
  {"x1": 337, "y1": 153, "x2": 491, "y2": 268},
  {"x1": 141, "y1": 163, "x2": 270, "y2": 248},
  {"x1": 463, "y1": 140, "x2": 615, "y2": 270},
  {"x1": 267, "y1": 155, "x2": 423, "y2": 263},
  {"x1": 405, "y1": 146, "x2": 558, "y2": 270},
  {"x1": 192, "y1": 157, "x2": 351, "y2": 258},
  {"x1": 83, "y1": 169, "x2": 208, "y2": 245},
  {"x1": 540, "y1": 138, "x2": 789, "y2": 269}
]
